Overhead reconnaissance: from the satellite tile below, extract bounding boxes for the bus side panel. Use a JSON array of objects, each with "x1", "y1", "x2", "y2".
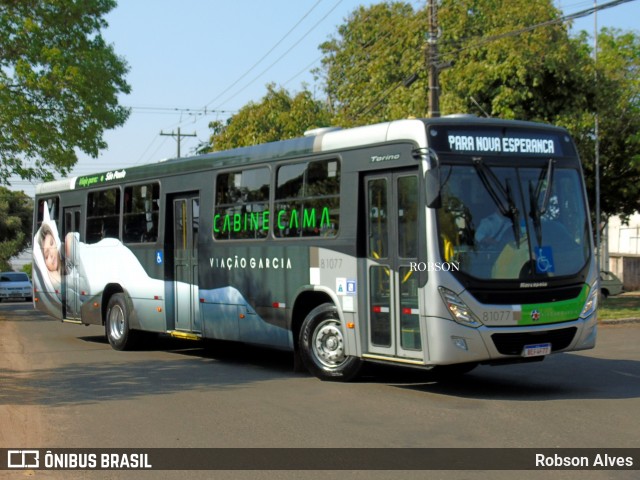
[
  {"x1": 32, "y1": 199, "x2": 64, "y2": 320},
  {"x1": 126, "y1": 247, "x2": 168, "y2": 333},
  {"x1": 312, "y1": 248, "x2": 361, "y2": 358},
  {"x1": 201, "y1": 303, "x2": 240, "y2": 341},
  {"x1": 32, "y1": 261, "x2": 63, "y2": 320},
  {"x1": 199, "y1": 244, "x2": 310, "y2": 349}
]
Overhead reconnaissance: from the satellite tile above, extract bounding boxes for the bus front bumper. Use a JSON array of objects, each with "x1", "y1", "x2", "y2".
[{"x1": 424, "y1": 312, "x2": 597, "y2": 366}]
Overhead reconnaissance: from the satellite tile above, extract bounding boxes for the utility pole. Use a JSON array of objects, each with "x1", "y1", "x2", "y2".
[
  {"x1": 594, "y1": 0, "x2": 602, "y2": 273},
  {"x1": 426, "y1": 0, "x2": 440, "y2": 118},
  {"x1": 160, "y1": 127, "x2": 197, "y2": 158}
]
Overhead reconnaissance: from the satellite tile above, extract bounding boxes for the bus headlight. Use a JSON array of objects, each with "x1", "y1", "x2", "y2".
[
  {"x1": 438, "y1": 287, "x2": 483, "y2": 328},
  {"x1": 580, "y1": 283, "x2": 598, "y2": 319}
]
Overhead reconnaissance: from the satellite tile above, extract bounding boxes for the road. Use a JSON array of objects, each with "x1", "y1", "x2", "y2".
[{"x1": 0, "y1": 301, "x2": 638, "y2": 480}]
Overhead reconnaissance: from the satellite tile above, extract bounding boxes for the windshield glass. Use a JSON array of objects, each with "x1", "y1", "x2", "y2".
[
  {"x1": 1, "y1": 272, "x2": 30, "y2": 282},
  {"x1": 437, "y1": 163, "x2": 589, "y2": 280}
]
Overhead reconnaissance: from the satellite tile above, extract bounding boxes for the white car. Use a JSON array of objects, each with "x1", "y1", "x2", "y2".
[{"x1": 0, "y1": 272, "x2": 33, "y2": 302}]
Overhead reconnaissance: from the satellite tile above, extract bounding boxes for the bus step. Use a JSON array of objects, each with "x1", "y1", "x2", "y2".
[
  {"x1": 62, "y1": 319, "x2": 83, "y2": 324},
  {"x1": 168, "y1": 330, "x2": 201, "y2": 341}
]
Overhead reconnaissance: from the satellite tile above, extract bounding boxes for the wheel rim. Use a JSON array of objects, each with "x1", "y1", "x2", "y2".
[
  {"x1": 312, "y1": 318, "x2": 347, "y2": 368},
  {"x1": 108, "y1": 304, "x2": 125, "y2": 341}
]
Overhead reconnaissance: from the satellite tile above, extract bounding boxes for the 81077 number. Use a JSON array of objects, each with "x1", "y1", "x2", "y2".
[
  {"x1": 320, "y1": 258, "x2": 342, "y2": 269},
  {"x1": 482, "y1": 311, "x2": 511, "y2": 322}
]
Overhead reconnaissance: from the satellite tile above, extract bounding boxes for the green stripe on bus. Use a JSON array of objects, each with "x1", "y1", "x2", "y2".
[{"x1": 518, "y1": 284, "x2": 589, "y2": 325}]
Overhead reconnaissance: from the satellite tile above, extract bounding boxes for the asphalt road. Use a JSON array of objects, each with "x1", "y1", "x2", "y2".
[{"x1": 0, "y1": 301, "x2": 638, "y2": 480}]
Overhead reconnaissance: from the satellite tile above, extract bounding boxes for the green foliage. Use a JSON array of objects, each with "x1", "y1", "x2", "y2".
[
  {"x1": 438, "y1": 0, "x2": 592, "y2": 122},
  {"x1": 0, "y1": 0, "x2": 130, "y2": 185},
  {"x1": 599, "y1": 295, "x2": 640, "y2": 321},
  {"x1": 208, "y1": 84, "x2": 331, "y2": 151},
  {"x1": 314, "y1": 0, "x2": 594, "y2": 125},
  {"x1": 22, "y1": 262, "x2": 32, "y2": 277},
  {"x1": 0, "y1": 187, "x2": 33, "y2": 270},
  {"x1": 565, "y1": 28, "x2": 640, "y2": 225},
  {"x1": 317, "y1": 2, "x2": 427, "y2": 127}
]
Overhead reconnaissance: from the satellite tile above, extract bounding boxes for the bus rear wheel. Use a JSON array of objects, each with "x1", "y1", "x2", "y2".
[
  {"x1": 105, "y1": 293, "x2": 138, "y2": 351},
  {"x1": 299, "y1": 303, "x2": 362, "y2": 382}
]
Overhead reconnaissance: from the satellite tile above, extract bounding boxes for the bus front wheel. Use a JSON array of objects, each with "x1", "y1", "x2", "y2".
[
  {"x1": 299, "y1": 303, "x2": 362, "y2": 382},
  {"x1": 105, "y1": 293, "x2": 138, "y2": 351}
]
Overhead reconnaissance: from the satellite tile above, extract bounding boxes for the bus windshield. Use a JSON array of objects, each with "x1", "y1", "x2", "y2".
[{"x1": 437, "y1": 161, "x2": 590, "y2": 280}]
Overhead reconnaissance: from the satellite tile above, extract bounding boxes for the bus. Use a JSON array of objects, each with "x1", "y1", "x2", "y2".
[{"x1": 32, "y1": 116, "x2": 598, "y2": 381}]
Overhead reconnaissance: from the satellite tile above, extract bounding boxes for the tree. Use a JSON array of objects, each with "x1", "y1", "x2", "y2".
[
  {"x1": 316, "y1": 0, "x2": 591, "y2": 124},
  {"x1": 313, "y1": 0, "x2": 640, "y2": 222},
  {"x1": 0, "y1": 0, "x2": 130, "y2": 185},
  {"x1": 0, "y1": 187, "x2": 32, "y2": 271},
  {"x1": 564, "y1": 28, "x2": 640, "y2": 227},
  {"x1": 208, "y1": 84, "x2": 331, "y2": 151},
  {"x1": 317, "y1": 2, "x2": 426, "y2": 127},
  {"x1": 438, "y1": 0, "x2": 591, "y2": 122}
]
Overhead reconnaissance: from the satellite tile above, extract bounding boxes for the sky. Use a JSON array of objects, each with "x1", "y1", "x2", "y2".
[{"x1": 9, "y1": 0, "x2": 640, "y2": 198}]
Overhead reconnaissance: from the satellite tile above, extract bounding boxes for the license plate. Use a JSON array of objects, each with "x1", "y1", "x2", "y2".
[{"x1": 522, "y1": 343, "x2": 551, "y2": 357}]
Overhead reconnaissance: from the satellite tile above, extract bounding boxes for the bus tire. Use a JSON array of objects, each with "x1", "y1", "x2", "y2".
[
  {"x1": 299, "y1": 303, "x2": 362, "y2": 382},
  {"x1": 105, "y1": 293, "x2": 138, "y2": 351}
]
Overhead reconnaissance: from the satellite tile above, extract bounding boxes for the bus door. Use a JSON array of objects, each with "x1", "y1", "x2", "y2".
[
  {"x1": 365, "y1": 171, "x2": 423, "y2": 360},
  {"x1": 172, "y1": 194, "x2": 201, "y2": 333},
  {"x1": 62, "y1": 206, "x2": 82, "y2": 320}
]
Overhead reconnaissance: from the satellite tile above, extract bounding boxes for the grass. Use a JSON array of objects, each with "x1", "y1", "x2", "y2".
[{"x1": 598, "y1": 294, "x2": 640, "y2": 320}]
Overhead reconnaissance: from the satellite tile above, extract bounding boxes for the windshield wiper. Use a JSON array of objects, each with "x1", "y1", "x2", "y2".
[
  {"x1": 472, "y1": 158, "x2": 521, "y2": 244},
  {"x1": 529, "y1": 159, "x2": 555, "y2": 245},
  {"x1": 538, "y1": 158, "x2": 555, "y2": 216},
  {"x1": 529, "y1": 181, "x2": 541, "y2": 245}
]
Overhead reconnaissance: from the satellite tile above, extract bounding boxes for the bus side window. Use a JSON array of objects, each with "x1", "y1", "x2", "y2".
[
  {"x1": 123, "y1": 183, "x2": 159, "y2": 243},
  {"x1": 86, "y1": 187, "x2": 120, "y2": 244},
  {"x1": 213, "y1": 168, "x2": 270, "y2": 240},
  {"x1": 397, "y1": 175, "x2": 418, "y2": 258},
  {"x1": 368, "y1": 178, "x2": 388, "y2": 258},
  {"x1": 36, "y1": 197, "x2": 59, "y2": 230},
  {"x1": 274, "y1": 159, "x2": 340, "y2": 238}
]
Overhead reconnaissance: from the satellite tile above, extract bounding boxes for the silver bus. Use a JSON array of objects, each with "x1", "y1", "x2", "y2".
[{"x1": 32, "y1": 116, "x2": 598, "y2": 381}]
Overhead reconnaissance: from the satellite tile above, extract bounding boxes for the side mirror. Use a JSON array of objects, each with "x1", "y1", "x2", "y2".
[{"x1": 426, "y1": 149, "x2": 441, "y2": 208}]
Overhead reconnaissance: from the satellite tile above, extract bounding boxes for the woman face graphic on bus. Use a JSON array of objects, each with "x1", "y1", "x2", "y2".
[{"x1": 37, "y1": 223, "x2": 62, "y2": 290}]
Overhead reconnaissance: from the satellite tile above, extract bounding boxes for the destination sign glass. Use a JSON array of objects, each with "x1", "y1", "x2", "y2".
[{"x1": 428, "y1": 126, "x2": 574, "y2": 157}]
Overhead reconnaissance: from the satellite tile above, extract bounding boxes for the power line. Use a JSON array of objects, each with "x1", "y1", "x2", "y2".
[
  {"x1": 442, "y1": 0, "x2": 637, "y2": 59},
  {"x1": 209, "y1": 0, "x2": 346, "y2": 111},
  {"x1": 126, "y1": 105, "x2": 235, "y2": 115},
  {"x1": 333, "y1": 9, "x2": 427, "y2": 119},
  {"x1": 204, "y1": 0, "x2": 328, "y2": 110},
  {"x1": 282, "y1": 55, "x2": 323, "y2": 87},
  {"x1": 279, "y1": 4, "x2": 414, "y2": 90}
]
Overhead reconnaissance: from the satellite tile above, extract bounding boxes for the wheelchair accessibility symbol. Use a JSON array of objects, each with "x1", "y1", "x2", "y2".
[
  {"x1": 156, "y1": 250, "x2": 163, "y2": 265},
  {"x1": 535, "y1": 246, "x2": 555, "y2": 274}
]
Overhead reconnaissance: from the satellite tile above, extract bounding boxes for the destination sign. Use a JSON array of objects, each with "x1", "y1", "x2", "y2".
[
  {"x1": 448, "y1": 134, "x2": 555, "y2": 154},
  {"x1": 429, "y1": 126, "x2": 570, "y2": 157}
]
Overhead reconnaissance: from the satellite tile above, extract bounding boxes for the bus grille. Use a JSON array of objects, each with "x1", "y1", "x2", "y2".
[
  {"x1": 468, "y1": 285, "x2": 583, "y2": 304},
  {"x1": 491, "y1": 327, "x2": 577, "y2": 355}
]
